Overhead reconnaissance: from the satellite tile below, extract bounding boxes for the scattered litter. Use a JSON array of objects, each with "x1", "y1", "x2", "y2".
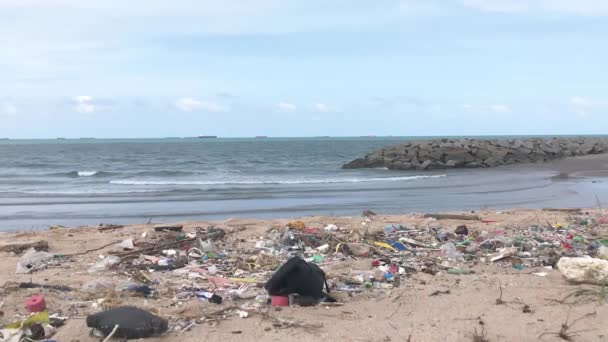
[{"x1": 4, "y1": 209, "x2": 607, "y2": 339}]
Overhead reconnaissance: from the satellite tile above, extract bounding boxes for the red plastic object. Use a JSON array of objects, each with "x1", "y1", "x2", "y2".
[
  {"x1": 271, "y1": 295, "x2": 289, "y2": 306},
  {"x1": 26, "y1": 294, "x2": 46, "y2": 312},
  {"x1": 302, "y1": 228, "x2": 321, "y2": 235},
  {"x1": 562, "y1": 242, "x2": 573, "y2": 250}
]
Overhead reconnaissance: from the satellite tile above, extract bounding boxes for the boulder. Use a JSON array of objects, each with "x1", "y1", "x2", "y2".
[
  {"x1": 557, "y1": 257, "x2": 608, "y2": 285},
  {"x1": 483, "y1": 158, "x2": 500, "y2": 167},
  {"x1": 342, "y1": 137, "x2": 608, "y2": 170},
  {"x1": 419, "y1": 160, "x2": 432, "y2": 170},
  {"x1": 445, "y1": 160, "x2": 463, "y2": 168},
  {"x1": 343, "y1": 158, "x2": 372, "y2": 169},
  {"x1": 443, "y1": 149, "x2": 475, "y2": 163},
  {"x1": 389, "y1": 161, "x2": 413, "y2": 170}
]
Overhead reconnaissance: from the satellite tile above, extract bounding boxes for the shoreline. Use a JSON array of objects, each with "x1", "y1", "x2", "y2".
[
  {"x1": 1, "y1": 208, "x2": 607, "y2": 341},
  {"x1": 1, "y1": 153, "x2": 608, "y2": 231}
]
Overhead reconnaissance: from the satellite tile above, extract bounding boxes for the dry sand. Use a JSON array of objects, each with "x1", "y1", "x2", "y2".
[{"x1": 1, "y1": 209, "x2": 608, "y2": 341}]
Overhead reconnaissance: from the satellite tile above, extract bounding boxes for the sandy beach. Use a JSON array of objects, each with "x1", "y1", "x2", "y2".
[
  {"x1": 1, "y1": 208, "x2": 607, "y2": 341},
  {"x1": 5, "y1": 1, "x2": 608, "y2": 341}
]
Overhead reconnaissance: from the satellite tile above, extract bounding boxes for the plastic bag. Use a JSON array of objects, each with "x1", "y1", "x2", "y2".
[
  {"x1": 440, "y1": 242, "x2": 464, "y2": 261},
  {"x1": 81, "y1": 279, "x2": 116, "y2": 293},
  {"x1": 264, "y1": 256, "x2": 329, "y2": 299},
  {"x1": 86, "y1": 306, "x2": 168, "y2": 339},
  {"x1": 88, "y1": 255, "x2": 120, "y2": 274},
  {"x1": 16, "y1": 248, "x2": 54, "y2": 274},
  {"x1": 5, "y1": 311, "x2": 50, "y2": 329}
]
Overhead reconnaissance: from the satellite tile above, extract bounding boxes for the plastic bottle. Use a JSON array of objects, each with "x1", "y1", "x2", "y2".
[{"x1": 254, "y1": 294, "x2": 270, "y2": 306}]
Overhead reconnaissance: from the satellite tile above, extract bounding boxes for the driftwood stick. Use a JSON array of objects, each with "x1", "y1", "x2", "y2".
[
  {"x1": 542, "y1": 208, "x2": 582, "y2": 213},
  {"x1": 63, "y1": 240, "x2": 122, "y2": 256},
  {"x1": 423, "y1": 214, "x2": 480, "y2": 221},
  {"x1": 0, "y1": 240, "x2": 49, "y2": 254}
]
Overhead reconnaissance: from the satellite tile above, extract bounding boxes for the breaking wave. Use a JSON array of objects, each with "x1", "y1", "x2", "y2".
[
  {"x1": 110, "y1": 174, "x2": 446, "y2": 186},
  {"x1": 77, "y1": 171, "x2": 99, "y2": 177}
]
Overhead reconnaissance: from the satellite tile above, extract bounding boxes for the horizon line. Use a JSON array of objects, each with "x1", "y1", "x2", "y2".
[{"x1": 2, "y1": 133, "x2": 608, "y2": 141}]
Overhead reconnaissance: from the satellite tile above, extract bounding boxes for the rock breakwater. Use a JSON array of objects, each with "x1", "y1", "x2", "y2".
[{"x1": 343, "y1": 137, "x2": 608, "y2": 170}]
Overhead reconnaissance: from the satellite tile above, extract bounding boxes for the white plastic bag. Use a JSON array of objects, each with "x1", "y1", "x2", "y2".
[
  {"x1": 15, "y1": 248, "x2": 54, "y2": 274},
  {"x1": 87, "y1": 255, "x2": 121, "y2": 274}
]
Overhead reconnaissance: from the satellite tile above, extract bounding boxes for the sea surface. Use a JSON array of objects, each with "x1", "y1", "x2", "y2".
[{"x1": 1, "y1": 137, "x2": 607, "y2": 231}]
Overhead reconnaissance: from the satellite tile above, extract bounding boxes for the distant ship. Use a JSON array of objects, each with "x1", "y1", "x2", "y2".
[
  {"x1": 56, "y1": 137, "x2": 66, "y2": 140},
  {"x1": 197, "y1": 135, "x2": 218, "y2": 139},
  {"x1": 255, "y1": 136, "x2": 268, "y2": 139}
]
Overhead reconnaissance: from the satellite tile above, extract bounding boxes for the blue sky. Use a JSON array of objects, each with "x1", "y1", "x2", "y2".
[{"x1": 1, "y1": 0, "x2": 607, "y2": 138}]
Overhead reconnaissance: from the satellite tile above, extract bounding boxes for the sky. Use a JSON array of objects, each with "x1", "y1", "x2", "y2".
[{"x1": 0, "y1": 0, "x2": 607, "y2": 138}]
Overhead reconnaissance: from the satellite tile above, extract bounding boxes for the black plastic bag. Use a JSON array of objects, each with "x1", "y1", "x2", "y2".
[
  {"x1": 264, "y1": 256, "x2": 330, "y2": 299},
  {"x1": 86, "y1": 306, "x2": 168, "y2": 339}
]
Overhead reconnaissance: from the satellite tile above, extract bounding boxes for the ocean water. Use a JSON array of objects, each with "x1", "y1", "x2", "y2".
[{"x1": 0, "y1": 137, "x2": 606, "y2": 231}]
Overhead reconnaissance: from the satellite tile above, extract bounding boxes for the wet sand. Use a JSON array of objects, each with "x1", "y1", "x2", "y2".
[
  {"x1": 1, "y1": 209, "x2": 607, "y2": 341},
  {"x1": 547, "y1": 153, "x2": 608, "y2": 178}
]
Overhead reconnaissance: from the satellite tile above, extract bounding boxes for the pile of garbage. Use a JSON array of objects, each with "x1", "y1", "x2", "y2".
[{"x1": 1, "y1": 210, "x2": 607, "y2": 340}]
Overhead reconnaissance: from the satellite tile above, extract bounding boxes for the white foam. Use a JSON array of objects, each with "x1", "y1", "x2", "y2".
[
  {"x1": 20, "y1": 188, "x2": 165, "y2": 195},
  {"x1": 78, "y1": 171, "x2": 98, "y2": 177},
  {"x1": 110, "y1": 174, "x2": 446, "y2": 186}
]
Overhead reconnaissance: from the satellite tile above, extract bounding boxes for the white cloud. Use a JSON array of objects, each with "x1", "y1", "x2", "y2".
[
  {"x1": 569, "y1": 96, "x2": 601, "y2": 117},
  {"x1": 1, "y1": 103, "x2": 17, "y2": 115},
  {"x1": 462, "y1": 103, "x2": 511, "y2": 113},
  {"x1": 461, "y1": 0, "x2": 530, "y2": 13},
  {"x1": 175, "y1": 97, "x2": 228, "y2": 113},
  {"x1": 74, "y1": 95, "x2": 95, "y2": 113},
  {"x1": 488, "y1": 104, "x2": 511, "y2": 113},
  {"x1": 570, "y1": 96, "x2": 592, "y2": 107},
  {"x1": 313, "y1": 103, "x2": 331, "y2": 113},
  {"x1": 276, "y1": 102, "x2": 297, "y2": 113}
]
